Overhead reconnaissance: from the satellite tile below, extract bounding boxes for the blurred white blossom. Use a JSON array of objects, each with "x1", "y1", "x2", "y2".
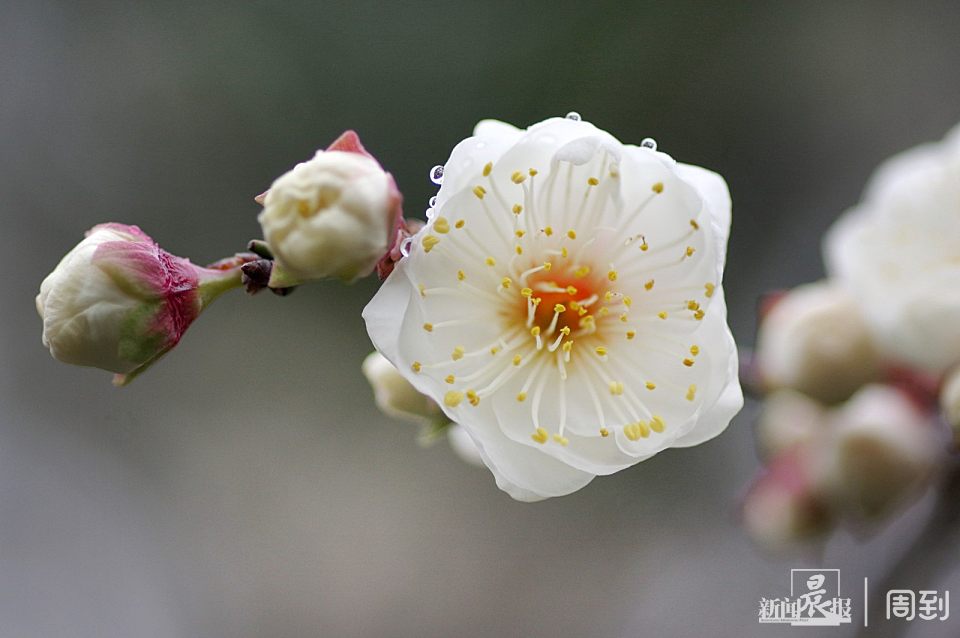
[
  {"x1": 825, "y1": 124, "x2": 960, "y2": 373},
  {"x1": 364, "y1": 116, "x2": 742, "y2": 501}
]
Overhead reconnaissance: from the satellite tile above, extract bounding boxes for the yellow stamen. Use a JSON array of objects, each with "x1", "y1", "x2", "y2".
[
  {"x1": 444, "y1": 391, "x2": 464, "y2": 407},
  {"x1": 422, "y1": 234, "x2": 440, "y2": 253}
]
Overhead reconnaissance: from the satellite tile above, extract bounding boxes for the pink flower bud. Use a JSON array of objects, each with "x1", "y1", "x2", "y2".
[
  {"x1": 742, "y1": 448, "x2": 835, "y2": 551},
  {"x1": 36, "y1": 223, "x2": 249, "y2": 385}
]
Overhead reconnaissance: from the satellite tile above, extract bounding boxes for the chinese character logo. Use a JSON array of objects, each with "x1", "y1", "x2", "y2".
[
  {"x1": 759, "y1": 569, "x2": 852, "y2": 626},
  {"x1": 887, "y1": 589, "x2": 949, "y2": 622}
]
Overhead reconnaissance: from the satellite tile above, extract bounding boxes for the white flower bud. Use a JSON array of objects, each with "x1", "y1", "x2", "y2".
[
  {"x1": 818, "y1": 385, "x2": 940, "y2": 520},
  {"x1": 258, "y1": 131, "x2": 401, "y2": 282},
  {"x1": 361, "y1": 352, "x2": 444, "y2": 428},
  {"x1": 756, "y1": 281, "x2": 881, "y2": 404},
  {"x1": 755, "y1": 389, "x2": 827, "y2": 461}
]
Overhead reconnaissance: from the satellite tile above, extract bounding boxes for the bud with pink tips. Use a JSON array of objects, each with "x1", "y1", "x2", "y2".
[{"x1": 36, "y1": 223, "x2": 255, "y2": 385}]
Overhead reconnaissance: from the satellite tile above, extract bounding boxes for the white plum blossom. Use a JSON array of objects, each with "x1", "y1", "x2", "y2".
[
  {"x1": 756, "y1": 281, "x2": 881, "y2": 404},
  {"x1": 258, "y1": 131, "x2": 402, "y2": 282},
  {"x1": 825, "y1": 124, "x2": 960, "y2": 373},
  {"x1": 363, "y1": 116, "x2": 742, "y2": 501}
]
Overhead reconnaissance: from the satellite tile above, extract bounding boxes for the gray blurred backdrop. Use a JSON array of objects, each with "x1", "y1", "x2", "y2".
[{"x1": 3, "y1": 1, "x2": 960, "y2": 637}]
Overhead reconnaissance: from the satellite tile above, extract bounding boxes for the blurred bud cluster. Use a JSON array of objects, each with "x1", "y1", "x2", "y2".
[{"x1": 744, "y1": 124, "x2": 960, "y2": 551}]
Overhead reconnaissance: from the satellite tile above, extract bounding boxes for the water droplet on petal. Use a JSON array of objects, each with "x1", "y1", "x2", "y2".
[
  {"x1": 430, "y1": 165, "x2": 445, "y2": 184},
  {"x1": 641, "y1": 138, "x2": 657, "y2": 151},
  {"x1": 428, "y1": 196, "x2": 437, "y2": 207},
  {"x1": 400, "y1": 237, "x2": 413, "y2": 257},
  {"x1": 565, "y1": 111, "x2": 582, "y2": 121}
]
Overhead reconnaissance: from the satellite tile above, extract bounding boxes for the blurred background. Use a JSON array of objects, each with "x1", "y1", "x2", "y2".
[{"x1": 3, "y1": 1, "x2": 960, "y2": 636}]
